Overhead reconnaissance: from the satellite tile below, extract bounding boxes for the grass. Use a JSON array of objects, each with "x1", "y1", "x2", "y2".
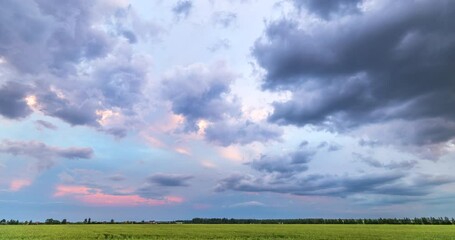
[{"x1": 0, "y1": 224, "x2": 454, "y2": 239}]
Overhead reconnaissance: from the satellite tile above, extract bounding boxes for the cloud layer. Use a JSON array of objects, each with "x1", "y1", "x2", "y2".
[
  {"x1": 0, "y1": 0, "x2": 155, "y2": 137},
  {"x1": 0, "y1": 140, "x2": 93, "y2": 160},
  {"x1": 253, "y1": 0, "x2": 455, "y2": 150}
]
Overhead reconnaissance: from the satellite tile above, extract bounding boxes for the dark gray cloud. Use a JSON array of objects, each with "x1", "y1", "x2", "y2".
[
  {"x1": 0, "y1": 139, "x2": 92, "y2": 172},
  {"x1": 0, "y1": 0, "x2": 52, "y2": 74},
  {"x1": 172, "y1": 1, "x2": 193, "y2": 19},
  {"x1": 327, "y1": 144, "x2": 342, "y2": 152},
  {"x1": 0, "y1": 1, "x2": 156, "y2": 138},
  {"x1": 212, "y1": 11, "x2": 237, "y2": 28},
  {"x1": 35, "y1": 120, "x2": 58, "y2": 130},
  {"x1": 30, "y1": 41, "x2": 149, "y2": 130},
  {"x1": 162, "y1": 62, "x2": 240, "y2": 131},
  {"x1": 37, "y1": 0, "x2": 113, "y2": 75},
  {"x1": 135, "y1": 173, "x2": 193, "y2": 199},
  {"x1": 358, "y1": 138, "x2": 381, "y2": 148},
  {"x1": 248, "y1": 150, "x2": 314, "y2": 179},
  {"x1": 354, "y1": 153, "x2": 418, "y2": 170},
  {"x1": 218, "y1": 141, "x2": 452, "y2": 202},
  {"x1": 217, "y1": 172, "x2": 454, "y2": 201},
  {"x1": 0, "y1": 140, "x2": 93, "y2": 160},
  {"x1": 58, "y1": 148, "x2": 93, "y2": 159},
  {"x1": 121, "y1": 30, "x2": 137, "y2": 44},
  {"x1": 397, "y1": 118, "x2": 455, "y2": 146},
  {"x1": 147, "y1": 173, "x2": 193, "y2": 187},
  {"x1": 162, "y1": 62, "x2": 283, "y2": 146},
  {"x1": 317, "y1": 141, "x2": 342, "y2": 152},
  {"x1": 299, "y1": 140, "x2": 309, "y2": 147},
  {"x1": 92, "y1": 56, "x2": 148, "y2": 110},
  {"x1": 0, "y1": 0, "x2": 112, "y2": 75},
  {"x1": 382, "y1": 160, "x2": 418, "y2": 170},
  {"x1": 102, "y1": 127, "x2": 128, "y2": 138},
  {"x1": 293, "y1": 0, "x2": 362, "y2": 19},
  {"x1": 33, "y1": 85, "x2": 99, "y2": 126},
  {"x1": 253, "y1": 0, "x2": 455, "y2": 147},
  {"x1": 205, "y1": 120, "x2": 282, "y2": 146},
  {"x1": 0, "y1": 82, "x2": 32, "y2": 119}
]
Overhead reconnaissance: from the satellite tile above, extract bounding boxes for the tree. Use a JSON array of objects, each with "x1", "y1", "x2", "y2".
[
  {"x1": 45, "y1": 218, "x2": 60, "y2": 224},
  {"x1": 62, "y1": 219, "x2": 67, "y2": 224}
]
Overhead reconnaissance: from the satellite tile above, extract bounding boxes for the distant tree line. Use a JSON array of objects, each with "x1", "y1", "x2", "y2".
[
  {"x1": 0, "y1": 218, "x2": 157, "y2": 225},
  {"x1": 1, "y1": 217, "x2": 455, "y2": 225},
  {"x1": 183, "y1": 217, "x2": 455, "y2": 225}
]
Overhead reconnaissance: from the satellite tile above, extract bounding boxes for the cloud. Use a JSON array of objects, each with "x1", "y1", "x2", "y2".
[
  {"x1": 0, "y1": 0, "x2": 51, "y2": 74},
  {"x1": 299, "y1": 140, "x2": 309, "y2": 147},
  {"x1": 162, "y1": 62, "x2": 240, "y2": 131},
  {"x1": 0, "y1": 82, "x2": 32, "y2": 119},
  {"x1": 56, "y1": 169, "x2": 187, "y2": 206},
  {"x1": 91, "y1": 52, "x2": 150, "y2": 111},
  {"x1": 247, "y1": 149, "x2": 314, "y2": 178},
  {"x1": 217, "y1": 143, "x2": 454, "y2": 203},
  {"x1": 0, "y1": 140, "x2": 93, "y2": 160},
  {"x1": 135, "y1": 173, "x2": 193, "y2": 199},
  {"x1": 0, "y1": 141, "x2": 92, "y2": 180},
  {"x1": 293, "y1": 0, "x2": 362, "y2": 19},
  {"x1": 103, "y1": 127, "x2": 128, "y2": 138},
  {"x1": 33, "y1": 86, "x2": 100, "y2": 126},
  {"x1": 9, "y1": 179, "x2": 32, "y2": 192},
  {"x1": 0, "y1": 0, "x2": 115, "y2": 75},
  {"x1": 162, "y1": 62, "x2": 283, "y2": 146},
  {"x1": 28, "y1": 46, "x2": 152, "y2": 130},
  {"x1": 228, "y1": 201, "x2": 266, "y2": 208},
  {"x1": 317, "y1": 141, "x2": 342, "y2": 152},
  {"x1": 205, "y1": 120, "x2": 282, "y2": 146},
  {"x1": 253, "y1": 0, "x2": 455, "y2": 149},
  {"x1": 35, "y1": 120, "x2": 58, "y2": 130},
  {"x1": 216, "y1": 172, "x2": 455, "y2": 201},
  {"x1": 354, "y1": 153, "x2": 417, "y2": 170},
  {"x1": 172, "y1": 1, "x2": 193, "y2": 19},
  {"x1": 146, "y1": 173, "x2": 193, "y2": 187},
  {"x1": 54, "y1": 185, "x2": 183, "y2": 206},
  {"x1": 212, "y1": 11, "x2": 237, "y2": 28},
  {"x1": 0, "y1": 1, "x2": 156, "y2": 137},
  {"x1": 358, "y1": 138, "x2": 381, "y2": 148}
]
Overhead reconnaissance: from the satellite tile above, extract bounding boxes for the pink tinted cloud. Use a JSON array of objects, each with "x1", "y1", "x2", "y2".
[
  {"x1": 164, "y1": 196, "x2": 184, "y2": 203},
  {"x1": 54, "y1": 185, "x2": 184, "y2": 207},
  {"x1": 78, "y1": 193, "x2": 167, "y2": 206},
  {"x1": 10, "y1": 179, "x2": 32, "y2": 191},
  {"x1": 54, "y1": 185, "x2": 90, "y2": 197},
  {"x1": 174, "y1": 147, "x2": 191, "y2": 155},
  {"x1": 218, "y1": 146, "x2": 243, "y2": 162}
]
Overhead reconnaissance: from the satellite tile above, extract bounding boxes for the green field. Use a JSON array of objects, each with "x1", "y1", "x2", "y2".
[{"x1": 1, "y1": 224, "x2": 454, "y2": 239}]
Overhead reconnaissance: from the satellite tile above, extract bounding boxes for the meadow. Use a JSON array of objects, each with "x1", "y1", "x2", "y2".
[{"x1": 1, "y1": 224, "x2": 455, "y2": 239}]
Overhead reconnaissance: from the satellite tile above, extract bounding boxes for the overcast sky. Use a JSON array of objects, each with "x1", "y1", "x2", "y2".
[{"x1": 1, "y1": 0, "x2": 455, "y2": 221}]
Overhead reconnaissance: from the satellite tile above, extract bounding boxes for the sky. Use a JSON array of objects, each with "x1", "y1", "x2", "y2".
[{"x1": 1, "y1": 0, "x2": 455, "y2": 221}]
